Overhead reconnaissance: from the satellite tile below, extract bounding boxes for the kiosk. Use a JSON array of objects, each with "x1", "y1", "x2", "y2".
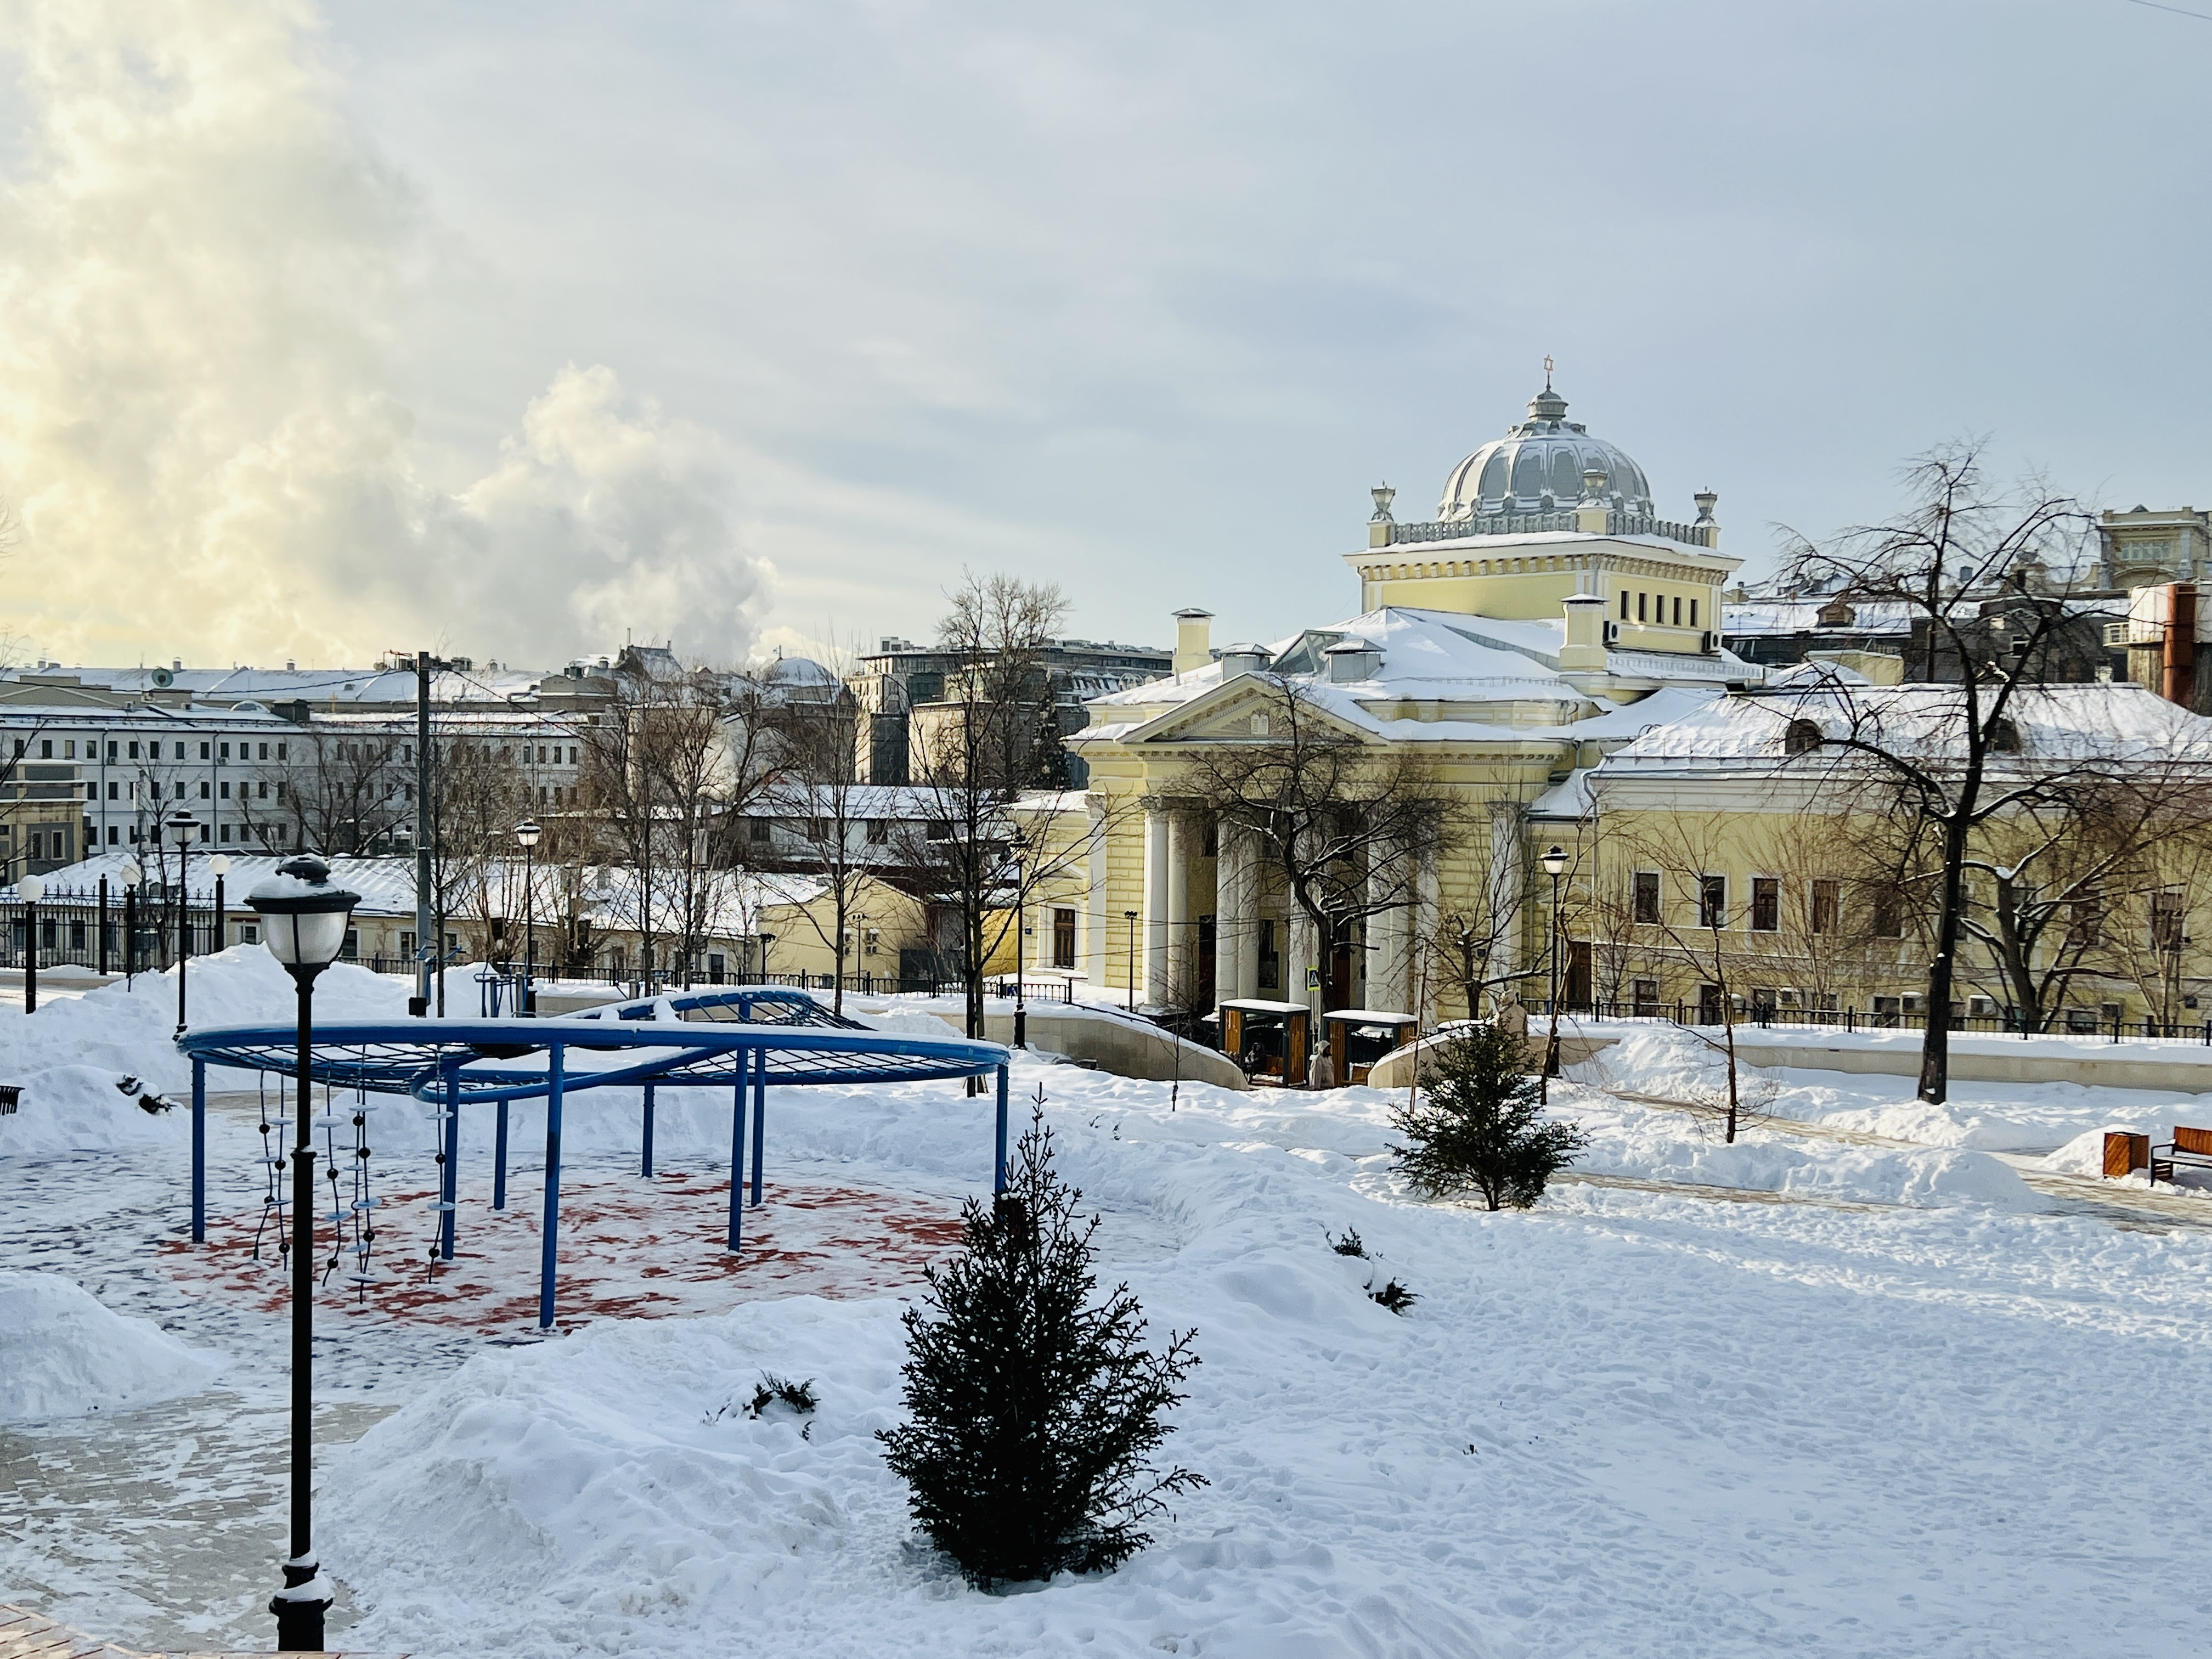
[
  {"x1": 1219, "y1": 998, "x2": 1312, "y2": 1085},
  {"x1": 1322, "y1": 1009, "x2": 1421, "y2": 1086}
]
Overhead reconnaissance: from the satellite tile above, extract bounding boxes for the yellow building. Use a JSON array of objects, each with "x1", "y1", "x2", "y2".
[{"x1": 1064, "y1": 376, "x2": 1758, "y2": 1023}]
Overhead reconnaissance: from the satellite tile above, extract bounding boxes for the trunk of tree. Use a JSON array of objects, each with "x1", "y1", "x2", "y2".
[{"x1": 1917, "y1": 804, "x2": 1976, "y2": 1103}]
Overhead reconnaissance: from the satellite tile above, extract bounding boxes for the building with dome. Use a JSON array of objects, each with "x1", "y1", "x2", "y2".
[{"x1": 1035, "y1": 377, "x2": 1764, "y2": 1029}]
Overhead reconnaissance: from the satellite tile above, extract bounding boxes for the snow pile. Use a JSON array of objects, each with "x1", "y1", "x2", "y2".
[
  {"x1": 0, "y1": 947, "x2": 410, "y2": 1155},
  {"x1": 0, "y1": 1271, "x2": 222, "y2": 1422},
  {"x1": 1568, "y1": 1022, "x2": 1741, "y2": 1100},
  {"x1": 1571, "y1": 1094, "x2": 2047, "y2": 1209},
  {"x1": 2038, "y1": 1127, "x2": 2141, "y2": 1177}
]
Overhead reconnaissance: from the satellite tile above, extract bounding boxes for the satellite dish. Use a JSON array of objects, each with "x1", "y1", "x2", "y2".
[{"x1": 149, "y1": 667, "x2": 174, "y2": 689}]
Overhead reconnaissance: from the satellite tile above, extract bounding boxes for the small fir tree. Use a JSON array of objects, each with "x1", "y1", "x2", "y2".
[
  {"x1": 1390, "y1": 1023, "x2": 1587, "y2": 1211},
  {"x1": 879, "y1": 1101, "x2": 1204, "y2": 1585}
]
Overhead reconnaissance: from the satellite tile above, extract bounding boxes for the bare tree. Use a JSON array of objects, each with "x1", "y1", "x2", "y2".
[
  {"x1": 904, "y1": 573, "x2": 1070, "y2": 1043},
  {"x1": 286, "y1": 726, "x2": 413, "y2": 855},
  {"x1": 1775, "y1": 445, "x2": 2103, "y2": 1102}
]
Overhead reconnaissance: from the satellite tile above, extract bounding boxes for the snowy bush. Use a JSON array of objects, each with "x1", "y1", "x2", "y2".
[
  {"x1": 1392, "y1": 1022, "x2": 1588, "y2": 1210},
  {"x1": 878, "y1": 1101, "x2": 1204, "y2": 1585}
]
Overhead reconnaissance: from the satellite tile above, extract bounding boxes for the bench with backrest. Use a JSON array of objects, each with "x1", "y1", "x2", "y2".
[{"x1": 2149, "y1": 1124, "x2": 2212, "y2": 1186}]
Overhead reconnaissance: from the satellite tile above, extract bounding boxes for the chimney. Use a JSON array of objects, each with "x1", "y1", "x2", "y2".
[
  {"x1": 2167, "y1": 582, "x2": 2198, "y2": 707},
  {"x1": 1220, "y1": 642, "x2": 1272, "y2": 680},
  {"x1": 1172, "y1": 608, "x2": 1215, "y2": 677},
  {"x1": 1560, "y1": 593, "x2": 1609, "y2": 671}
]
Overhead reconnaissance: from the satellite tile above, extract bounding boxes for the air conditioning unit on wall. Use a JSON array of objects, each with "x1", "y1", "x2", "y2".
[
  {"x1": 1700, "y1": 630, "x2": 1719, "y2": 653},
  {"x1": 1602, "y1": 620, "x2": 1622, "y2": 645}
]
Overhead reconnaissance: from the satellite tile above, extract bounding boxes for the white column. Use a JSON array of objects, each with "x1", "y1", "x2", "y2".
[
  {"x1": 1215, "y1": 826, "x2": 1246, "y2": 1008},
  {"x1": 1085, "y1": 796, "x2": 1109, "y2": 992},
  {"x1": 1417, "y1": 856, "x2": 1441, "y2": 1025},
  {"x1": 1142, "y1": 809, "x2": 1170, "y2": 1007},
  {"x1": 1165, "y1": 815, "x2": 1189, "y2": 1006},
  {"x1": 1368, "y1": 875, "x2": 1407, "y2": 1014}
]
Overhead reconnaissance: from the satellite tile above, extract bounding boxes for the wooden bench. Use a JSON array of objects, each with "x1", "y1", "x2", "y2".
[{"x1": 2149, "y1": 1124, "x2": 2212, "y2": 1187}]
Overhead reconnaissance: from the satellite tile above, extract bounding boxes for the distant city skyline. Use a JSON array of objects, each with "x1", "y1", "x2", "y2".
[{"x1": 4, "y1": 1, "x2": 2209, "y2": 668}]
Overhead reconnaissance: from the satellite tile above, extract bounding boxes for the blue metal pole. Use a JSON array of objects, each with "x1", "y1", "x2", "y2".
[
  {"x1": 995, "y1": 1063, "x2": 1009, "y2": 1193},
  {"x1": 438, "y1": 1059, "x2": 460, "y2": 1261},
  {"x1": 191, "y1": 1058, "x2": 206, "y2": 1242},
  {"x1": 538, "y1": 1045, "x2": 564, "y2": 1330},
  {"x1": 641, "y1": 1081, "x2": 656, "y2": 1179},
  {"x1": 749, "y1": 1044, "x2": 766, "y2": 1207},
  {"x1": 727, "y1": 1054, "x2": 747, "y2": 1252},
  {"x1": 493, "y1": 1099, "x2": 509, "y2": 1211}
]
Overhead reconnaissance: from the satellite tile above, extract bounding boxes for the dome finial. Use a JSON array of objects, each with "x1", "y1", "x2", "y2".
[{"x1": 1543, "y1": 353, "x2": 1554, "y2": 392}]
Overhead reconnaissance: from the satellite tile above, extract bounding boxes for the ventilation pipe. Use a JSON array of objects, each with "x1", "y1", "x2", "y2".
[{"x1": 1172, "y1": 608, "x2": 1215, "y2": 677}]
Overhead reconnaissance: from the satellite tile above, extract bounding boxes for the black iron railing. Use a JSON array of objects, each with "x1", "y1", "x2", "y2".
[{"x1": 1532, "y1": 998, "x2": 2212, "y2": 1046}]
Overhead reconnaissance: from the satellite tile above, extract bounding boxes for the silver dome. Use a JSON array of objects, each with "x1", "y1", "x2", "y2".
[{"x1": 1437, "y1": 383, "x2": 1655, "y2": 522}]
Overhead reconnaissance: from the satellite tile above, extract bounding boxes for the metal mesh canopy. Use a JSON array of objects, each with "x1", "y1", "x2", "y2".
[{"x1": 177, "y1": 995, "x2": 1006, "y2": 1106}]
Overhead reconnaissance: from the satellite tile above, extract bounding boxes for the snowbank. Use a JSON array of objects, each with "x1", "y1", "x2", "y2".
[
  {"x1": 0, "y1": 1271, "x2": 221, "y2": 1422},
  {"x1": 0, "y1": 947, "x2": 410, "y2": 1155},
  {"x1": 1570, "y1": 1092, "x2": 2046, "y2": 1209}
]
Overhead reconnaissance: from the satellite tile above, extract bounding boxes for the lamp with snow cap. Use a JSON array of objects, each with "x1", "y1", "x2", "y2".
[
  {"x1": 18, "y1": 872, "x2": 43, "y2": 1014},
  {"x1": 244, "y1": 853, "x2": 360, "y2": 1654},
  {"x1": 166, "y1": 811, "x2": 199, "y2": 1035},
  {"x1": 1539, "y1": 844, "x2": 1567, "y2": 1100},
  {"x1": 514, "y1": 819, "x2": 541, "y2": 1010},
  {"x1": 119, "y1": 860, "x2": 141, "y2": 989}
]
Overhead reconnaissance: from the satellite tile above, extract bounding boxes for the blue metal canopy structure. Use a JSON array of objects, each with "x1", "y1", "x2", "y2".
[{"x1": 177, "y1": 987, "x2": 1012, "y2": 1329}]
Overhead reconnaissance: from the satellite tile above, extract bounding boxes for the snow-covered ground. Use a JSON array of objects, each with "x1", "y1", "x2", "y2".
[{"x1": 4, "y1": 960, "x2": 2211, "y2": 1656}]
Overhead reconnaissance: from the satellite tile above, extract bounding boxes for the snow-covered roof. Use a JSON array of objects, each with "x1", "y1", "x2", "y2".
[
  {"x1": 4, "y1": 852, "x2": 425, "y2": 914},
  {"x1": 1602, "y1": 681, "x2": 2212, "y2": 769}
]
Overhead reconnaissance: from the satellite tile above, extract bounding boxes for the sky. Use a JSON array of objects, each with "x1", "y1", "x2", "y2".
[{"x1": 1, "y1": 0, "x2": 2209, "y2": 672}]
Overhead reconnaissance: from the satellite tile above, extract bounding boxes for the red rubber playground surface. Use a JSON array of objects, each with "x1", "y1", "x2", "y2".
[{"x1": 159, "y1": 1171, "x2": 969, "y2": 1334}]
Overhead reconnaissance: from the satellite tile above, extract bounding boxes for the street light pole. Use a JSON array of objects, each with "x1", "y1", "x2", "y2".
[
  {"x1": 168, "y1": 811, "x2": 200, "y2": 1035},
  {"x1": 245, "y1": 855, "x2": 362, "y2": 1655},
  {"x1": 210, "y1": 855, "x2": 230, "y2": 961},
  {"x1": 1539, "y1": 844, "x2": 1567, "y2": 1105},
  {"x1": 19, "y1": 873, "x2": 44, "y2": 1013},
  {"x1": 514, "y1": 819, "x2": 541, "y2": 1014},
  {"x1": 120, "y1": 861, "x2": 141, "y2": 989},
  {"x1": 1125, "y1": 909, "x2": 1138, "y2": 1014},
  {"x1": 1003, "y1": 832, "x2": 1028, "y2": 1048}
]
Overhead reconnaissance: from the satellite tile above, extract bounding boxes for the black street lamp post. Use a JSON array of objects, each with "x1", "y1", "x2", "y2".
[
  {"x1": 245, "y1": 854, "x2": 362, "y2": 1655},
  {"x1": 1539, "y1": 844, "x2": 1567, "y2": 1104},
  {"x1": 1002, "y1": 832, "x2": 1029, "y2": 1047},
  {"x1": 120, "y1": 861, "x2": 141, "y2": 988},
  {"x1": 20, "y1": 873, "x2": 43, "y2": 1013},
  {"x1": 1124, "y1": 909, "x2": 1138, "y2": 1014},
  {"x1": 168, "y1": 811, "x2": 200, "y2": 1034},
  {"x1": 514, "y1": 819, "x2": 540, "y2": 1013},
  {"x1": 210, "y1": 855, "x2": 230, "y2": 959}
]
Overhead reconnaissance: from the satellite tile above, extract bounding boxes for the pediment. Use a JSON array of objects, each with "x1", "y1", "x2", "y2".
[{"x1": 1124, "y1": 679, "x2": 1376, "y2": 747}]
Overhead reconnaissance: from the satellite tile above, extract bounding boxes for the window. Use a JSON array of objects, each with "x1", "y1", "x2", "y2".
[
  {"x1": 242, "y1": 923, "x2": 259, "y2": 945},
  {"x1": 219, "y1": 742, "x2": 229, "y2": 760},
  {"x1": 926, "y1": 822, "x2": 953, "y2": 841},
  {"x1": 219, "y1": 822, "x2": 230, "y2": 842},
  {"x1": 1690, "y1": 599, "x2": 1700, "y2": 627},
  {"x1": 8, "y1": 739, "x2": 18, "y2": 757},
  {"x1": 276, "y1": 742, "x2": 286, "y2": 760},
  {"x1": 1671, "y1": 595, "x2": 1682, "y2": 626},
  {"x1": 1633, "y1": 870, "x2": 1660, "y2": 924},
  {"x1": 1637, "y1": 592, "x2": 1648, "y2": 623},
  {"x1": 2153, "y1": 888, "x2": 2186, "y2": 949},
  {"x1": 1989, "y1": 718, "x2": 2022, "y2": 754},
  {"x1": 174, "y1": 742, "x2": 184, "y2": 760},
  {"x1": 199, "y1": 742, "x2": 210, "y2": 760},
  {"x1": 1784, "y1": 719, "x2": 1822, "y2": 754},
  {"x1": 199, "y1": 781, "x2": 210, "y2": 798},
  {"x1": 1697, "y1": 983, "x2": 1725, "y2": 1024},
  {"x1": 106, "y1": 782, "x2": 118, "y2": 800},
  {"x1": 219, "y1": 781, "x2": 230, "y2": 798},
  {"x1": 1201, "y1": 819, "x2": 1218, "y2": 858},
  {"x1": 1699, "y1": 874, "x2": 1727, "y2": 929},
  {"x1": 1632, "y1": 979, "x2": 1661, "y2": 1017},
  {"x1": 274, "y1": 781, "x2": 285, "y2": 801},
  {"x1": 107, "y1": 825, "x2": 119, "y2": 844},
  {"x1": 1052, "y1": 907, "x2": 1077, "y2": 969},
  {"x1": 1751, "y1": 877, "x2": 1779, "y2": 932},
  {"x1": 341, "y1": 927, "x2": 359, "y2": 961},
  {"x1": 1871, "y1": 886, "x2": 1905, "y2": 938},
  {"x1": 257, "y1": 781, "x2": 267, "y2": 799},
  {"x1": 399, "y1": 931, "x2": 416, "y2": 961},
  {"x1": 128, "y1": 741, "x2": 139, "y2": 759},
  {"x1": 106, "y1": 741, "x2": 117, "y2": 761},
  {"x1": 749, "y1": 817, "x2": 774, "y2": 843},
  {"x1": 258, "y1": 743, "x2": 269, "y2": 760},
  {"x1": 39, "y1": 740, "x2": 51, "y2": 759},
  {"x1": 806, "y1": 817, "x2": 829, "y2": 842},
  {"x1": 63, "y1": 740, "x2": 74, "y2": 759},
  {"x1": 867, "y1": 819, "x2": 889, "y2": 845},
  {"x1": 173, "y1": 782, "x2": 184, "y2": 799},
  {"x1": 569, "y1": 746, "x2": 579, "y2": 764},
  {"x1": 1810, "y1": 879, "x2": 1839, "y2": 935},
  {"x1": 1258, "y1": 919, "x2": 1280, "y2": 990},
  {"x1": 1619, "y1": 590, "x2": 1630, "y2": 620}
]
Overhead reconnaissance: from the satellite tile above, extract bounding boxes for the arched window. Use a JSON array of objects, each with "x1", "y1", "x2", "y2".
[
  {"x1": 1989, "y1": 718, "x2": 2022, "y2": 754},
  {"x1": 1784, "y1": 719, "x2": 1823, "y2": 755}
]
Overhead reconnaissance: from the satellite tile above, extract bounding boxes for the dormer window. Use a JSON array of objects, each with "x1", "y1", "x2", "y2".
[{"x1": 1784, "y1": 719, "x2": 1823, "y2": 755}]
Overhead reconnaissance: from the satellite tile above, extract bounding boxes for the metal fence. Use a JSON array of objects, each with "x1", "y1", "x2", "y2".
[
  {"x1": 0, "y1": 898, "x2": 218, "y2": 975},
  {"x1": 1533, "y1": 998, "x2": 2212, "y2": 1046}
]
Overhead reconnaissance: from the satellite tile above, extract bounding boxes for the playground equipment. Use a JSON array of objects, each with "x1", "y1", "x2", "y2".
[{"x1": 177, "y1": 987, "x2": 1012, "y2": 1329}]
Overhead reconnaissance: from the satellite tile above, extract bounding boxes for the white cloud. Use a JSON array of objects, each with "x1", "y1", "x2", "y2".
[{"x1": 0, "y1": 0, "x2": 769, "y2": 668}]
